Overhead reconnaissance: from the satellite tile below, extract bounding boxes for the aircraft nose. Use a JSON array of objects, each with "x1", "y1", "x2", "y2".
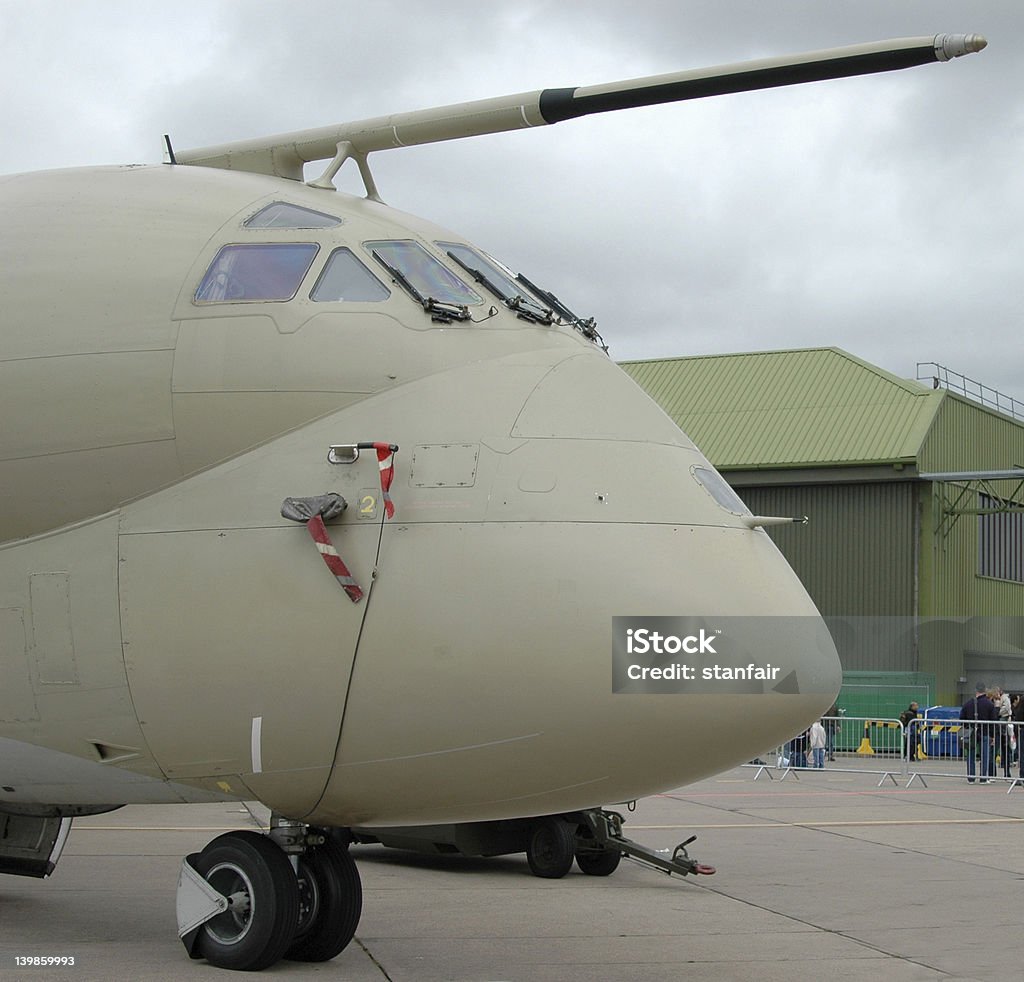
[
  {"x1": 316, "y1": 347, "x2": 840, "y2": 824},
  {"x1": 497, "y1": 348, "x2": 842, "y2": 794},
  {"x1": 594, "y1": 522, "x2": 843, "y2": 793},
  {"x1": 492, "y1": 515, "x2": 842, "y2": 805}
]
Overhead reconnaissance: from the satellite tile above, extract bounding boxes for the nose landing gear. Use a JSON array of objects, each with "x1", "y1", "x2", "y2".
[
  {"x1": 288, "y1": 838, "x2": 362, "y2": 962},
  {"x1": 176, "y1": 819, "x2": 362, "y2": 971}
]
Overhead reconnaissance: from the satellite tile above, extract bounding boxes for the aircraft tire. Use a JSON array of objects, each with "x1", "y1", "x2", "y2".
[
  {"x1": 192, "y1": 830, "x2": 299, "y2": 972},
  {"x1": 286, "y1": 840, "x2": 363, "y2": 962},
  {"x1": 526, "y1": 817, "x2": 575, "y2": 878},
  {"x1": 574, "y1": 846, "x2": 622, "y2": 876}
]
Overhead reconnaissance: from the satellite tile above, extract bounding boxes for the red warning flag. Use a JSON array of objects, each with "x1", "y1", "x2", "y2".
[
  {"x1": 373, "y1": 443, "x2": 396, "y2": 519},
  {"x1": 306, "y1": 513, "x2": 364, "y2": 603}
]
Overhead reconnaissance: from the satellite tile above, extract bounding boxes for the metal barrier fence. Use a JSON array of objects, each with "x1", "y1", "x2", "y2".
[{"x1": 751, "y1": 715, "x2": 1024, "y2": 793}]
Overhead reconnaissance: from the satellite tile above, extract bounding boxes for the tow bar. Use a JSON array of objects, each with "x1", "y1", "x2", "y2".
[{"x1": 580, "y1": 807, "x2": 716, "y2": 877}]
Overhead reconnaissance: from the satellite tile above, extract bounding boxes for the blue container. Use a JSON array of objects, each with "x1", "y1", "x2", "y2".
[{"x1": 919, "y1": 706, "x2": 964, "y2": 758}]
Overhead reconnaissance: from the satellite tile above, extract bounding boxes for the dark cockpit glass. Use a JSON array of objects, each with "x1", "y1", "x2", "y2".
[
  {"x1": 244, "y1": 202, "x2": 342, "y2": 229},
  {"x1": 365, "y1": 240, "x2": 482, "y2": 306},
  {"x1": 311, "y1": 248, "x2": 391, "y2": 302},
  {"x1": 194, "y1": 243, "x2": 319, "y2": 303}
]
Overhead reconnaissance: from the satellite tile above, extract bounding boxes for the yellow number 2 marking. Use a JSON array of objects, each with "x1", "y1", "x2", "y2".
[{"x1": 359, "y1": 492, "x2": 378, "y2": 519}]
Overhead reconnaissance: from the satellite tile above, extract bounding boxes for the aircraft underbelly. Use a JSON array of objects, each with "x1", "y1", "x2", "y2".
[{"x1": 0, "y1": 736, "x2": 229, "y2": 808}]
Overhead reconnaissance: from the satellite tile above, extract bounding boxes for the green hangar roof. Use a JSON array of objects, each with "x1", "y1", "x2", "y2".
[{"x1": 620, "y1": 347, "x2": 944, "y2": 470}]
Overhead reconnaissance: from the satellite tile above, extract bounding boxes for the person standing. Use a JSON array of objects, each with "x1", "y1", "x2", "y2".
[
  {"x1": 809, "y1": 718, "x2": 827, "y2": 768},
  {"x1": 1012, "y1": 694, "x2": 1024, "y2": 781},
  {"x1": 960, "y1": 683, "x2": 998, "y2": 783},
  {"x1": 899, "y1": 701, "x2": 921, "y2": 762},
  {"x1": 789, "y1": 727, "x2": 809, "y2": 768},
  {"x1": 995, "y1": 687, "x2": 1012, "y2": 777},
  {"x1": 824, "y1": 703, "x2": 840, "y2": 761}
]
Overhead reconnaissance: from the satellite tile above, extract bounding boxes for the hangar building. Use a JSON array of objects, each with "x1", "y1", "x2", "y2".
[{"x1": 621, "y1": 348, "x2": 1024, "y2": 708}]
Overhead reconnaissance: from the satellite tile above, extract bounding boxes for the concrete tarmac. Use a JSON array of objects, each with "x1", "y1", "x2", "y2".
[{"x1": 2, "y1": 764, "x2": 1022, "y2": 982}]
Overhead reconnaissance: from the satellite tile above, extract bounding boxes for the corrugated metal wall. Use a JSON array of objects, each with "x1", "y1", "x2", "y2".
[
  {"x1": 919, "y1": 395, "x2": 1024, "y2": 475},
  {"x1": 925, "y1": 402, "x2": 1024, "y2": 616},
  {"x1": 915, "y1": 396, "x2": 1024, "y2": 697},
  {"x1": 740, "y1": 481, "x2": 917, "y2": 672},
  {"x1": 923, "y1": 488, "x2": 1024, "y2": 618},
  {"x1": 730, "y1": 397, "x2": 1024, "y2": 695},
  {"x1": 918, "y1": 393, "x2": 1024, "y2": 617},
  {"x1": 742, "y1": 482, "x2": 915, "y2": 616}
]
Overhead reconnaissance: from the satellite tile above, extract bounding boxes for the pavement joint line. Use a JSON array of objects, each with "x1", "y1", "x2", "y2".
[
  {"x1": 626, "y1": 817, "x2": 1024, "y2": 829},
  {"x1": 695, "y1": 882, "x2": 948, "y2": 979}
]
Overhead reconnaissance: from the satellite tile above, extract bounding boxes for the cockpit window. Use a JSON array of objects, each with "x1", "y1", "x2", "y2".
[
  {"x1": 366, "y1": 240, "x2": 482, "y2": 306},
  {"x1": 244, "y1": 202, "x2": 342, "y2": 228},
  {"x1": 691, "y1": 466, "x2": 752, "y2": 516},
  {"x1": 195, "y1": 243, "x2": 319, "y2": 303},
  {"x1": 438, "y1": 243, "x2": 528, "y2": 302},
  {"x1": 438, "y1": 242, "x2": 553, "y2": 324},
  {"x1": 311, "y1": 248, "x2": 391, "y2": 302}
]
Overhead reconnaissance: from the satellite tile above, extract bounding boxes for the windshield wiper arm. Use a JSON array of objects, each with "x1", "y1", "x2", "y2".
[
  {"x1": 516, "y1": 272, "x2": 607, "y2": 350},
  {"x1": 516, "y1": 272, "x2": 573, "y2": 322},
  {"x1": 446, "y1": 251, "x2": 552, "y2": 325},
  {"x1": 505, "y1": 294, "x2": 553, "y2": 325},
  {"x1": 446, "y1": 250, "x2": 507, "y2": 301},
  {"x1": 372, "y1": 250, "x2": 470, "y2": 323}
]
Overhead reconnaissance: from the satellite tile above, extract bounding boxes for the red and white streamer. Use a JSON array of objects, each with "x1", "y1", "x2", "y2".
[
  {"x1": 373, "y1": 442, "x2": 396, "y2": 519},
  {"x1": 306, "y1": 513, "x2": 364, "y2": 603}
]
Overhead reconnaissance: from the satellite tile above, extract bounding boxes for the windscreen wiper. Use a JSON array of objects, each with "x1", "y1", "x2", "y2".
[
  {"x1": 372, "y1": 250, "x2": 470, "y2": 323},
  {"x1": 446, "y1": 251, "x2": 552, "y2": 325},
  {"x1": 516, "y1": 272, "x2": 607, "y2": 351}
]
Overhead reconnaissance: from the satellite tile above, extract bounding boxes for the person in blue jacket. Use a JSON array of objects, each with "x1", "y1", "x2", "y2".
[{"x1": 960, "y1": 683, "x2": 998, "y2": 783}]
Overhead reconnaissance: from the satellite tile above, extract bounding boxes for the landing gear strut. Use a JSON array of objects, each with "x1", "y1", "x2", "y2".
[{"x1": 176, "y1": 819, "x2": 362, "y2": 971}]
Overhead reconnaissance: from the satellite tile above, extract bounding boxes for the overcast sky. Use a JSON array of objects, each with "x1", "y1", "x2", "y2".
[{"x1": 2, "y1": 1, "x2": 1019, "y2": 405}]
